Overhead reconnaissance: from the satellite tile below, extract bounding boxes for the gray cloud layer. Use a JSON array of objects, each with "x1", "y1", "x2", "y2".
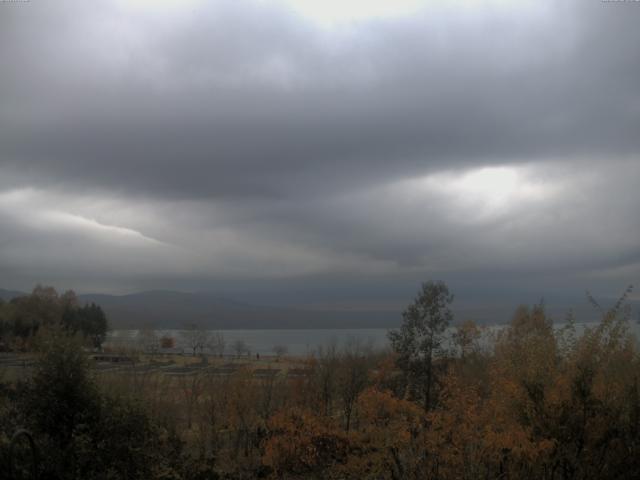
[{"x1": 1, "y1": 0, "x2": 639, "y2": 305}]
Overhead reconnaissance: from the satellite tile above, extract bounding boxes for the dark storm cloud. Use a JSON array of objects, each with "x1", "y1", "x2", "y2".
[
  {"x1": 0, "y1": 0, "x2": 639, "y2": 300},
  {"x1": 1, "y1": 0, "x2": 639, "y2": 199}
]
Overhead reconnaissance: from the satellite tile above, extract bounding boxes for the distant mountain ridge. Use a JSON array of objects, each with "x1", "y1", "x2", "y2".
[
  {"x1": 2, "y1": 287, "x2": 637, "y2": 329},
  {"x1": 0, "y1": 288, "x2": 26, "y2": 301},
  {"x1": 1, "y1": 287, "x2": 398, "y2": 329},
  {"x1": 76, "y1": 290, "x2": 399, "y2": 329}
]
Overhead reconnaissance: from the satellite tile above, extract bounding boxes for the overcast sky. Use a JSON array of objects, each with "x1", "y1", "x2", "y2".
[{"x1": 1, "y1": 0, "x2": 639, "y2": 308}]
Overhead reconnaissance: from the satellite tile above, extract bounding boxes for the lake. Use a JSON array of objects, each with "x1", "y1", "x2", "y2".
[
  {"x1": 107, "y1": 328, "x2": 391, "y2": 356},
  {"x1": 106, "y1": 320, "x2": 640, "y2": 356}
]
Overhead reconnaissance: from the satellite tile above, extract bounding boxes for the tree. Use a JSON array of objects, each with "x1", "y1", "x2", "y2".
[
  {"x1": 272, "y1": 344, "x2": 288, "y2": 360},
  {"x1": 160, "y1": 335, "x2": 176, "y2": 349},
  {"x1": 341, "y1": 387, "x2": 425, "y2": 479},
  {"x1": 263, "y1": 408, "x2": 347, "y2": 478},
  {"x1": 452, "y1": 319, "x2": 482, "y2": 360},
  {"x1": 337, "y1": 338, "x2": 370, "y2": 431},
  {"x1": 181, "y1": 323, "x2": 211, "y2": 357},
  {"x1": 10, "y1": 285, "x2": 62, "y2": 340},
  {"x1": 314, "y1": 343, "x2": 338, "y2": 416},
  {"x1": 0, "y1": 299, "x2": 13, "y2": 345},
  {"x1": 233, "y1": 339, "x2": 248, "y2": 358},
  {"x1": 59, "y1": 289, "x2": 79, "y2": 308},
  {"x1": 18, "y1": 327, "x2": 187, "y2": 479},
  {"x1": 210, "y1": 331, "x2": 225, "y2": 357},
  {"x1": 80, "y1": 303, "x2": 109, "y2": 349},
  {"x1": 138, "y1": 326, "x2": 159, "y2": 355},
  {"x1": 61, "y1": 302, "x2": 108, "y2": 349},
  {"x1": 25, "y1": 327, "x2": 100, "y2": 450},
  {"x1": 388, "y1": 280, "x2": 454, "y2": 411}
]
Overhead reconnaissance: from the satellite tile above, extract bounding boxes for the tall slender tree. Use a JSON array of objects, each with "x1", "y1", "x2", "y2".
[{"x1": 388, "y1": 280, "x2": 454, "y2": 411}]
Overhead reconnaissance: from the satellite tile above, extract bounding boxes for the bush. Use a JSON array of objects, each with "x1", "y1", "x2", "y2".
[{"x1": 9, "y1": 328, "x2": 188, "y2": 479}]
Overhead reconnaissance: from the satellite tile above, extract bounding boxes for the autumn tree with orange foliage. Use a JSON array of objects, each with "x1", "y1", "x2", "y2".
[
  {"x1": 263, "y1": 408, "x2": 348, "y2": 479},
  {"x1": 4, "y1": 283, "x2": 640, "y2": 479}
]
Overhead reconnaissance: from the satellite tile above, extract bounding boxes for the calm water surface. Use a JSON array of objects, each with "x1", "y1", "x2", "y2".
[{"x1": 106, "y1": 321, "x2": 640, "y2": 356}]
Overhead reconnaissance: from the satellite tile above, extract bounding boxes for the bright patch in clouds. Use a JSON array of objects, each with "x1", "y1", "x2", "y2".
[
  {"x1": 115, "y1": 0, "x2": 199, "y2": 11},
  {"x1": 40, "y1": 211, "x2": 167, "y2": 247},
  {"x1": 278, "y1": 0, "x2": 537, "y2": 25},
  {"x1": 449, "y1": 167, "x2": 541, "y2": 207},
  {"x1": 417, "y1": 165, "x2": 554, "y2": 219},
  {"x1": 281, "y1": 0, "x2": 426, "y2": 23},
  {"x1": 0, "y1": 188, "x2": 164, "y2": 248}
]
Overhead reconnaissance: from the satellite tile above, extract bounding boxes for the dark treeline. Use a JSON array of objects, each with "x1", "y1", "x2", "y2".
[
  {"x1": 0, "y1": 285, "x2": 108, "y2": 350},
  {"x1": 1, "y1": 282, "x2": 639, "y2": 479}
]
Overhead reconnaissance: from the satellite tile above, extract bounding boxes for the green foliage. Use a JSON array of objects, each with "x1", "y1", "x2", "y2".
[
  {"x1": 388, "y1": 280, "x2": 454, "y2": 410},
  {"x1": 24, "y1": 328, "x2": 100, "y2": 447},
  {"x1": 4, "y1": 328, "x2": 190, "y2": 479},
  {"x1": 62, "y1": 303, "x2": 109, "y2": 348},
  {"x1": 72, "y1": 396, "x2": 186, "y2": 480},
  {"x1": 0, "y1": 285, "x2": 109, "y2": 349},
  {"x1": 2, "y1": 282, "x2": 640, "y2": 479}
]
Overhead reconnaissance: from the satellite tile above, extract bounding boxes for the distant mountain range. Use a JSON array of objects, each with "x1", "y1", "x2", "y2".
[
  {"x1": 78, "y1": 289, "x2": 395, "y2": 329},
  {"x1": 0, "y1": 289, "x2": 24, "y2": 302},
  {"x1": 0, "y1": 288, "x2": 400, "y2": 329},
  {"x1": 1, "y1": 288, "x2": 636, "y2": 329}
]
